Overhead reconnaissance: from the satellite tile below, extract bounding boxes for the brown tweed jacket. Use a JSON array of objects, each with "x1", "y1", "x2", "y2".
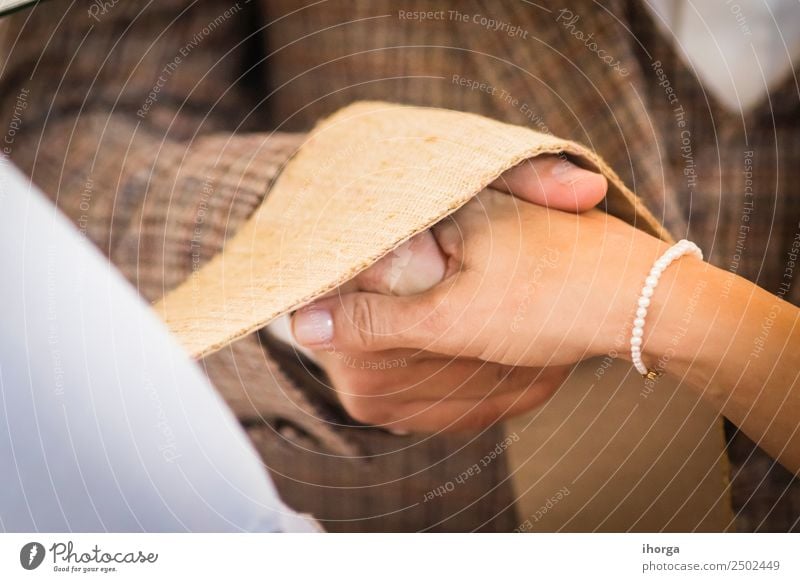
[{"x1": 2, "y1": 0, "x2": 798, "y2": 531}]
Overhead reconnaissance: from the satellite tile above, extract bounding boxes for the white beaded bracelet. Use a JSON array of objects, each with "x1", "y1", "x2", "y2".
[{"x1": 631, "y1": 239, "x2": 703, "y2": 379}]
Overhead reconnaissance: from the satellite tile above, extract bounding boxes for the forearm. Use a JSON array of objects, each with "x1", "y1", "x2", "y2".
[{"x1": 644, "y1": 257, "x2": 800, "y2": 474}]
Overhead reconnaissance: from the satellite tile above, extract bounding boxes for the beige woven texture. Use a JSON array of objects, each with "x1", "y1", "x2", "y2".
[{"x1": 155, "y1": 101, "x2": 671, "y2": 358}]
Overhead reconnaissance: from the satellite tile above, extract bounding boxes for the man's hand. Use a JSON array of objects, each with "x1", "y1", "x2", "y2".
[{"x1": 312, "y1": 346, "x2": 570, "y2": 433}]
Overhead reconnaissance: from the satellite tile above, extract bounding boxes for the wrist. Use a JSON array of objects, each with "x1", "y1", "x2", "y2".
[
  {"x1": 638, "y1": 254, "x2": 709, "y2": 369},
  {"x1": 590, "y1": 230, "x2": 670, "y2": 360}
]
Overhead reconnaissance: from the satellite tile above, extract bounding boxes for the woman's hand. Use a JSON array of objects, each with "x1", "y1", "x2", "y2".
[{"x1": 293, "y1": 188, "x2": 669, "y2": 369}]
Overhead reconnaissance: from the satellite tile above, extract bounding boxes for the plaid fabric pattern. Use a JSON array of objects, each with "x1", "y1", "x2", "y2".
[{"x1": 1, "y1": 0, "x2": 797, "y2": 531}]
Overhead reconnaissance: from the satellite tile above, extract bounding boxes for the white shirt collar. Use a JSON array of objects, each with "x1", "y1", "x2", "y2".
[{"x1": 643, "y1": 0, "x2": 800, "y2": 113}]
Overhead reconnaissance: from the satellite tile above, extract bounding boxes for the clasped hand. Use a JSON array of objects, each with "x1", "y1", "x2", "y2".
[{"x1": 290, "y1": 156, "x2": 666, "y2": 432}]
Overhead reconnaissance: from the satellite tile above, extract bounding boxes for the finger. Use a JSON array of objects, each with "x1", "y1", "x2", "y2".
[
  {"x1": 329, "y1": 353, "x2": 486, "y2": 405},
  {"x1": 332, "y1": 355, "x2": 568, "y2": 432},
  {"x1": 352, "y1": 230, "x2": 447, "y2": 296},
  {"x1": 291, "y1": 288, "x2": 450, "y2": 353},
  {"x1": 385, "y1": 375, "x2": 560, "y2": 432},
  {"x1": 490, "y1": 154, "x2": 607, "y2": 212},
  {"x1": 328, "y1": 351, "x2": 544, "y2": 401}
]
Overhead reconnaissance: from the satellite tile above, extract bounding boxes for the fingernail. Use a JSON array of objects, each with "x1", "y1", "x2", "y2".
[
  {"x1": 551, "y1": 159, "x2": 587, "y2": 185},
  {"x1": 292, "y1": 306, "x2": 333, "y2": 346}
]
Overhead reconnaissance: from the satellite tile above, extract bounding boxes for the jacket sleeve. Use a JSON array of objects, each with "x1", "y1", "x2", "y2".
[{"x1": 0, "y1": 0, "x2": 304, "y2": 301}]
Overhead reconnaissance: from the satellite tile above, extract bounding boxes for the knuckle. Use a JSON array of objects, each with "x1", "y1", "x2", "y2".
[
  {"x1": 353, "y1": 260, "x2": 388, "y2": 293},
  {"x1": 445, "y1": 405, "x2": 499, "y2": 433},
  {"x1": 332, "y1": 368, "x2": 374, "y2": 397},
  {"x1": 470, "y1": 400, "x2": 504, "y2": 429},
  {"x1": 491, "y1": 364, "x2": 513, "y2": 387},
  {"x1": 349, "y1": 295, "x2": 380, "y2": 349},
  {"x1": 340, "y1": 395, "x2": 390, "y2": 426},
  {"x1": 500, "y1": 365, "x2": 534, "y2": 388},
  {"x1": 333, "y1": 372, "x2": 397, "y2": 425}
]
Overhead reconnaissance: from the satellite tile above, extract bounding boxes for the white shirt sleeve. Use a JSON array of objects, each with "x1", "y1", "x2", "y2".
[{"x1": 0, "y1": 159, "x2": 319, "y2": 532}]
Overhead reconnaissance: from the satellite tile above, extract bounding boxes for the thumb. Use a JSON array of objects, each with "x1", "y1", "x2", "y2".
[
  {"x1": 490, "y1": 155, "x2": 607, "y2": 212},
  {"x1": 291, "y1": 292, "x2": 433, "y2": 353}
]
